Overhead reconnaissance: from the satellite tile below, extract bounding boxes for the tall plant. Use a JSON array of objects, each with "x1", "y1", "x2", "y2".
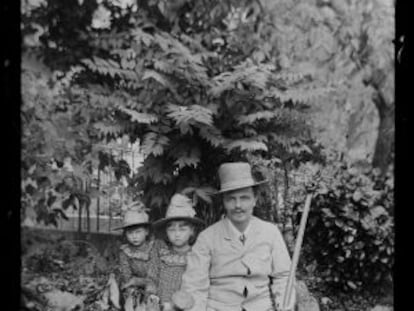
[{"x1": 22, "y1": 0, "x2": 329, "y2": 224}]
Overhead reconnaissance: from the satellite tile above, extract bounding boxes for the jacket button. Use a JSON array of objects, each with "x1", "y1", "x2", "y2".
[{"x1": 243, "y1": 286, "x2": 248, "y2": 298}]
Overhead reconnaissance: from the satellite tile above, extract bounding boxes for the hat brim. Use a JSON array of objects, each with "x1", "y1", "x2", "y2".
[
  {"x1": 112, "y1": 222, "x2": 151, "y2": 231},
  {"x1": 216, "y1": 179, "x2": 268, "y2": 194},
  {"x1": 153, "y1": 216, "x2": 205, "y2": 228}
]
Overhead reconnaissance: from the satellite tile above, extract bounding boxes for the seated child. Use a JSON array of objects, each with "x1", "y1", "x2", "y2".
[
  {"x1": 113, "y1": 202, "x2": 157, "y2": 306},
  {"x1": 147, "y1": 193, "x2": 204, "y2": 309}
]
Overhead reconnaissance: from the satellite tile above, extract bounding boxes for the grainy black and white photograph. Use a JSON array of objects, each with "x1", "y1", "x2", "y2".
[{"x1": 21, "y1": 0, "x2": 395, "y2": 310}]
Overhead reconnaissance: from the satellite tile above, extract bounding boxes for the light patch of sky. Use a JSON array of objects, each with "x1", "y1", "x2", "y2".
[
  {"x1": 111, "y1": 0, "x2": 136, "y2": 9},
  {"x1": 92, "y1": 5, "x2": 112, "y2": 29},
  {"x1": 92, "y1": 0, "x2": 137, "y2": 29}
]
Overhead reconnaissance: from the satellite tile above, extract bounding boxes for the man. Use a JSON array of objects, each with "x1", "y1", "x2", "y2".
[{"x1": 180, "y1": 162, "x2": 295, "y2": 311}]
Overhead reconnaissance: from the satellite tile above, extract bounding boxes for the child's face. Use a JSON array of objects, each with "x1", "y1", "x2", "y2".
[
  {"x1": 166, "y1": 220, "x2": 194, "y2": 248},
  {"x1": 125, "y1": 226, "x2": 148, "y2": 247}
]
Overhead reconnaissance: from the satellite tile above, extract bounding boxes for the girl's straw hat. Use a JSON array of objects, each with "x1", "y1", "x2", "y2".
[
  {"x1": 217, "y1": 162, "x2": 268, "y2": 194},
  {"x1": 113, "y1": 202, "x2": 150, "y2": 230},
  {"x1": 153, "y1": 193, "x2": 205, "y2": 228}
]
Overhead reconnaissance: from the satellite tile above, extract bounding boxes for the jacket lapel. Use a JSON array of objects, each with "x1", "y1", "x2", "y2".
[
  {"x1": 245, "y1": 216, "x2": 261, "y2": 250},
  {"x1": 222, "y1": 217, "x2": 243, "y2": 251}
]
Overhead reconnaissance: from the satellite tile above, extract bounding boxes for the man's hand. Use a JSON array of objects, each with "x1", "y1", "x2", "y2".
[
  {"x1": 147, "y1": 294, "x2": 160, "y2": 305},
  {"x1": 121, "y1": 277, "x2": 147, "y2": 290},
  {"x1": 171, "y1": 290, "x2": 194, "y2": 310},
  {"x1": 146, "y1": 294, "x2": 161, "y2": 311}
]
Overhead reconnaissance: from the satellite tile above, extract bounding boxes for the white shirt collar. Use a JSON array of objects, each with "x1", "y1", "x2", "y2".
[{"x1": 226, "y1": 217, "x2": 252, "y2": 237}]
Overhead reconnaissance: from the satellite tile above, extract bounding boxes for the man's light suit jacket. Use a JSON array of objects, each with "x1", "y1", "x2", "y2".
[{"x1": 181, "y1": 216, "x2": 295, "y2": 311}]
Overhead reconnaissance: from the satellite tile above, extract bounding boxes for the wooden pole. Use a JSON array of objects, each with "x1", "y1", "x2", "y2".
[
  {"x1": 131, "y1": 150, "x2": 134, "y2": 177},
  {"x1": 108, "y1": 149, "x2": 113, "y2": 232},
  {"x1": 86, "y1": 180, "x2": 90, "y2": 233},
  {"x1": 282, "y1": 193, "x2": 312, "y2": 310},
  {"x1": 96, "y1": 167, "x2": 101, "y2": 232},
  {"x1": 109, "y1": 168, "x2": 112, "y2": 232}
]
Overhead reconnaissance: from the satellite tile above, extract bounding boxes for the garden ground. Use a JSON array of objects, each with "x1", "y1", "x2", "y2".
[{"x1": 21, "y1": 228, "x2": 393, "y2": 311}]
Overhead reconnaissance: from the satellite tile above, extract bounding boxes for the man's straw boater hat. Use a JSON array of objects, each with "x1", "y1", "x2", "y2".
[
  {"x1": 113, "y1": 201, "x2": 150, "y2": 230},
  {"x1": 153, "y1": 193, "x2": 205, "y2": 228},
  {"x1": 217, "y1": 162, "x2": 268, "y2": 194}
]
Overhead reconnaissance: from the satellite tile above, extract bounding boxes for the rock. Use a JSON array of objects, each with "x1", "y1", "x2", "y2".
[
  {"x1": 295, "y1": 280, "x2": 320, "y2": 311},
  {"x1": 370, "y1": 305, "x2": 393, "y2": 311}
]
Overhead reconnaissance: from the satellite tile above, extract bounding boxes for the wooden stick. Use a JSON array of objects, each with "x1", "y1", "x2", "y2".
[{"x1": 282, "y1": 193, "x2": 313, "y2": 310}]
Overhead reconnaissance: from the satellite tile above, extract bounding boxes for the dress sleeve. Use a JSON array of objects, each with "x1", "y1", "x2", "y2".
[
  {"x1": 270, "y1": 225, "x2": 296, "y2": 311},
  {"x1": 146, "y1": 240, "x2": 161, "y2": 296},
  {"x1": 180, "y1": 233, "x2": 211, "y2": 311},
  {"x1": 118, "y1": 248, "x2": 132, "y2": 288}
]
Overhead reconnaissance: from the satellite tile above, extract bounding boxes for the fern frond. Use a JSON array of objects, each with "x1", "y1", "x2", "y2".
[
  {"x1": 118, "y1": 106, "x2": 158, "y2": 124},
  {"x1": 167, "y1": 104, "x2": 214, "y2": 128},
  {"x1": 173, "y1": 147, "x2": 201, "y2": 169},
  {"x1": 94, "y1": 122, "x2": 123, "y2": 137},
  {"x1": 198, "y1": 126, "x2": 225, "y2": 147},
  {"x1": 237, "y1": 111, "x2": 275, "y2": 125},
  {"x1": 225, "y1": 138, "x2": 268, "y2": 152},
  {"x1": 270, "y1": 86, "x2": 331, "y2": 104},
  {"x1": 131, "y1": 28, "x2": 154, "y2": 47},
  {"x1": 142, "y1": 70, "x2": 173, "y2": 89},
  {"x1": 141, "y1": 132, "x2": 170, "y2": 157}
]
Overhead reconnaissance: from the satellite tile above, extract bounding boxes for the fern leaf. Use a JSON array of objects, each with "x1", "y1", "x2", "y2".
[
  {"x1": 271, "y1": 87, "x2": 331, "y2": 104},
  {"x1": 94, "y1": 122, "x2": 123, "y2": 136},
  {"x1": 138, "y1": 157, "x2": 173, "y2": 185},
  {"x1": 141, "y1": 132, "x2": 170, "y2": 157},
  {"x1": 237, "y1": 111, "x2": 275, "y2": 125},
  {"x1": 132, "y1": 28, "x2": 154, "y2": 47},
  {"x1": 142, "y1": 70, "x2": 171, "y2": 88},
  {"x1": 118, "y1": 106, "x2": 158, "y2": 124},
  {"x1": 173, "y1": 147, "x2": 201, "y2": 169},
  {"x1": 225, "y1": 139, "x2": 268, "y2": 152},
  {"x1": 153, "y1": 60, "x2": 174, "y2": 74},
  {"x1": 194, "y1": 187, "x2": 215, "y2": 203},
  {"x1": 198, "y1": 126, "x2": 224, "y2": 147},
  {"x1": 167, "y1": 104, "x2": 214, "y2": 129}
]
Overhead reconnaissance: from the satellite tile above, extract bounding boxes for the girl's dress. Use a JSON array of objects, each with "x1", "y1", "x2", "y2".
[
  {"x1": 118, "y1": 238, "x2": 156, "y2": 291},
  {"x1": 147, "y1": 240, "x2": 190, "y2": 304}
]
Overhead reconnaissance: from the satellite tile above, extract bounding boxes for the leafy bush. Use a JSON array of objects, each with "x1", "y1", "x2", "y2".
[
  {"x1": 301, "y1": 162, "x2": 394, "y2": 292},
  {"x1": 22, "y1": 1, "x2": 331, "y2": 226}
]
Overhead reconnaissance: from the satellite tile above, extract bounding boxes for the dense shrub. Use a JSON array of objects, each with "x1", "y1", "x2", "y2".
[{"x1": 300, "y1": 162, "x2": 393, "y2": 292}]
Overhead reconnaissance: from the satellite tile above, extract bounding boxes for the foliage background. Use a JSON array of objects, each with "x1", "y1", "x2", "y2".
[{"x1": 21, "y1": 0, "x2": 394, "y2": 302}]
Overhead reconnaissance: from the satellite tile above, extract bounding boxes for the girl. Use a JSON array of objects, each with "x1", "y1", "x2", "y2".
[
  {"x1": 148, "y1": 193, "x2": 204, "y2": 308},
  {"x1": 113, "y1": 202, "x2": 157, "y2": 307}
]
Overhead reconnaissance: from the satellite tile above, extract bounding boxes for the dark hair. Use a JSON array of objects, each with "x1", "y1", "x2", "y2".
[{"x1": 163, "y1": 220, "x2": 198, "y2": 246}]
